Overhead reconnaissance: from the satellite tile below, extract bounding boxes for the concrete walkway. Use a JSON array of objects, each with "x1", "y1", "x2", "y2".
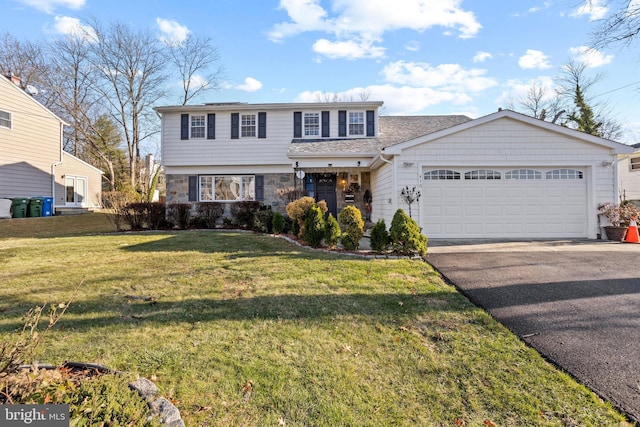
[{"x1": 427, "y1": 239, "x2": 640, "y2": 422}]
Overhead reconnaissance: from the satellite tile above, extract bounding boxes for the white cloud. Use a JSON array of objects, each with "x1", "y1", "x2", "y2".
[
  {"x1": 569, "y1": 45, "x2": 614, "y2": 67},
  {"x1": 269, "y1": 0, "x2": 481, "y2": 59},
  {"x1": 13, "y1": 0, "x2": 84, "y2": 14},
  {"x1": 50, "y1": 16, "x2": 96, "y2": 41},
  {"x1": 156, "y1": 18, "x2": 190, "y2": 46},
  {"x1": 496, "y1": 76, "x2": 557, "y2": 106},
  {"x1": 404, "y1": 40, "x2": 420, "y2": 52},
  {"x1": 473, "y1": 51, "x2": 492, "y2": 63},
  {"x1": 382, "y1": 60, "x2": 498, "y2": 93},
  {"x1": 312, "y1": 38, "x2": 385, "y2": 59},
  {"x1": 518, "y1": 49, "x2": 552, "y2": 69},
  {"x1": 571, "y1": 0, "x2": 608, "y2": 21},
  {"x1": 235, "y1": 77, "x2": 263, "y2": 92}
]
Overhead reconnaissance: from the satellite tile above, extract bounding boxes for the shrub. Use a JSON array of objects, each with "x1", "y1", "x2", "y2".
[
  {"x1": 272, "y1": 212, "x2": 286, "y2": 234},
  {"x1": 167, "y1": 203, "x2": 192, "y2": 229},
  {"x1": 389, "y1": 208, "x2": 427, "y2": 257},
  {"x1": 231, "y1": 201, "x2": 262, "y2": 229},
  {"x1": 338, "y1": 205, "x2": 364, "y2": 251},
  {"x1": 196, "y1": 202, "x2": 225, "y2": 228},
  {"x1": 286, "y1": 196, "x2": 316, "y2": 238},
  {"x1": 304, "y1": 204, "x2": 325, "y2": 248},
  {"x1": 370, "y1": 219, "x2": 390, "y2": 253},
  {"x1": 324, "y1": 213, "x2": 341, "y2": 247},
  {"x1": 122, "y1": 203, "x2": 146, "y2": 230},
  {"x1": 101, "y1": 190, "x2": 139, "y2": 232},
  {"x1": 254, "y1": 208, "x2": 274, "y2": 233}
]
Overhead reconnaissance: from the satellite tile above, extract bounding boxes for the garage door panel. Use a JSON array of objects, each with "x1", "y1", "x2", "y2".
[{"x1": 421, "y1": 167, "x2": 587, "y2": 238}]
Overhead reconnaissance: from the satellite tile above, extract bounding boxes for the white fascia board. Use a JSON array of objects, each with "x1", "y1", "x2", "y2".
[
  {"x1": 154, "y1": 101, "x2": 384, "y2": 114},
  {"x1": 383, "y1": 109, "x2": 635, "y2": 155}
]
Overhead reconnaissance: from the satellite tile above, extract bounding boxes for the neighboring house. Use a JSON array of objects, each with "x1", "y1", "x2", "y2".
[
  {"x1": 155, "y1": 102, "x2": 633, "y2": 239},
  {"x1": 617, "y1": 142, "x2": 640, "y2": 206},
  {"x1": 0, "y1": 74, "x2": 103, "y2": 213}
]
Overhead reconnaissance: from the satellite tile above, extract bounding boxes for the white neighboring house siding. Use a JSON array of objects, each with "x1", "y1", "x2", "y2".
[
  {"x1": 0, "y1": 76, "x2": 63, "y2": 198},
  {"x1": 618, "y1": 152, "x2": 640, "y2": 202},
  {"x1": 390, "y1": 117, "x2": 619, "y2": 238}
]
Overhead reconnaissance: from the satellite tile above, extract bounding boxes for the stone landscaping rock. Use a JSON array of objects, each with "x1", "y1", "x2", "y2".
[{"x1": 129, "y1": 377, "x2": 160, "y2": 399}]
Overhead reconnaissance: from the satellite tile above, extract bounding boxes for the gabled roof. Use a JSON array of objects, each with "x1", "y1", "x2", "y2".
[
  {"x1": 0, "y1": 75, "x2": 68, "y2": 125},
  {"x1": 383, "y1": 109, "x2": 634, "y2": 155},
  {"x1": 288, "y1": 115, "x2": 471, "y2": 158},
  {"x1": 155, "y1": 101, "x2": 384, "y2": 113}
]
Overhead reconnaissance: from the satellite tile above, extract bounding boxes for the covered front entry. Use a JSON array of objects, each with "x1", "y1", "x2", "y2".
[
  {"x1": 314, "y1": 173, "x2": 337, "y2": 217},
  {"x1": 421, "y1": 167, "x2": 588, "y2": 239}
]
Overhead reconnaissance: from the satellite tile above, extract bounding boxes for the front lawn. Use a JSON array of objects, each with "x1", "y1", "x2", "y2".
[{"x1": 0, "y1": 218, "x2": 629, "y2": 426}]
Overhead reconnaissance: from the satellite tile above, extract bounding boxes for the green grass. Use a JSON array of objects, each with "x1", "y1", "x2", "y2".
[{"x1": 0, "y1": 215, "x2": 630, "y2": 426}]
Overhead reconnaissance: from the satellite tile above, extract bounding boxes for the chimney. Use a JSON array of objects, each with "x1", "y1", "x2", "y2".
[{"x1": 6, "y1": 71, "x2": 22, "y2": 87}]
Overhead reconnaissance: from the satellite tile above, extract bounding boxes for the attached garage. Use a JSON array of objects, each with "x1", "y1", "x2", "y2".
[
  {"x1": 374, "y1": 110, "x2": 634, "y2": 240},
  {"x1": 421, "y1": 167, "x2": 588, "y2": 238}
]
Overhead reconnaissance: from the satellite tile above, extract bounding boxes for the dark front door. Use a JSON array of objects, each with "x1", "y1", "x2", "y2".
[{"x1": 315, "y1": 174, "x2": 337, "y2": 217}]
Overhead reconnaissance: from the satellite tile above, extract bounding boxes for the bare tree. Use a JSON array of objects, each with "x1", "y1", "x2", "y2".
[
  {"x1": 166, "y1": 34, "x2": 224, "y2": 105},
  {"x1": 0, "y1": 33, "x2": 49, "y2": 97},
  {"x1": 88, "y1": 21, "x2": 168, "y2": 190},
  {"x1": 591, "y1": 0, "x2": 640, "y2": 48}
]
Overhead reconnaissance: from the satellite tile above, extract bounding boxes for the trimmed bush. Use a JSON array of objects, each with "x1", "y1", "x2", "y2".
[
  {"x1": 324, "y1": 213, "x2": 341, "y2": 247},
  {"x1": 338, "y1": 205, "x2": 364, "y2": 251},
  {"x1": 254, "y1": 208, "x2": 274, "y2": 233},
  {"x1": 272, "y1": 212, "x2": 286, "y2": 234},
  {"x1": 304, "y1": 204, "x2": 325, "y2": 248},
  {"x1": 286, "y1": 196, "x2": 327, "y2": 238},
  {"x1": 231, "y1": 201, "x2": 262, "y2": 229},
  {"x1": 389, "y1": 208, "x2": 427, "y2": 256},
  {"x1": 168, "y1": 203, "x2": 192, "y2": 229},
  {"x1": 196, "y1": 202, "x2": 225, "y2": 229},
  {"x1": 370, "y1": 219, "x2": 390, "y2": 253}
]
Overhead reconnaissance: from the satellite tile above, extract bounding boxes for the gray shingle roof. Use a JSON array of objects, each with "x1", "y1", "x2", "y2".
[{"x1": 288, "y1": 115, "x2": 472, "y2": 156}]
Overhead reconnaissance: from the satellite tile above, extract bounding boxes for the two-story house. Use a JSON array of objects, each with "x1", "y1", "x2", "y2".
[
  {"x1": 0, "y1": 74, "x2": 103, "y2": 214},
  {"x1": 155, "y1": 102, "x2": 633, "y2": 239}
]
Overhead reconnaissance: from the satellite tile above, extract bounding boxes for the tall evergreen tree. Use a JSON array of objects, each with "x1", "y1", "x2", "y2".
[{"x1": 565, "y1": 83, "x2": 603, "y2": 137}]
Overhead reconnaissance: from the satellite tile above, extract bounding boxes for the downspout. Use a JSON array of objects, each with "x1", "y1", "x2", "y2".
[{"x1": 51, "y1": 121, "x2": 65, "y2": 213}]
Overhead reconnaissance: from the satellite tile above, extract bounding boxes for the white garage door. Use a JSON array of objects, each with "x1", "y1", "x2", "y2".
[{"x1": 421, "y1": 168, "x2": 588, "y2": 238}]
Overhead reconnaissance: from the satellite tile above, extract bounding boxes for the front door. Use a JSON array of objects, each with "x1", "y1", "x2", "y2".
[
  {"x1": 315, "y1": 174, "x2": 337, "y2": 217},
  {"x1": 65, "y1": 176, "x2": 87, "y2": 207}
]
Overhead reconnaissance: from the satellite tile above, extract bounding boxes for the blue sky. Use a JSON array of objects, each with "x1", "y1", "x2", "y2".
[{"x1": 2, "y1": 0, "x2": 640, "y2": 143}]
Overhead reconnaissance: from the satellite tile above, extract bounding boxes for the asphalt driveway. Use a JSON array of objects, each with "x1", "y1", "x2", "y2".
[{"x1": 427, "y1": 239, "x2": 640, "y2": 422}]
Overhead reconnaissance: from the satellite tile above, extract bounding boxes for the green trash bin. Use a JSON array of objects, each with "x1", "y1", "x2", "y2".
[
  {"x1": 10, "y1": 198, "x2": 28, "y2": 218},
  {"x1": 28, "y1": 197, "x2": 43, "y2": 217}
]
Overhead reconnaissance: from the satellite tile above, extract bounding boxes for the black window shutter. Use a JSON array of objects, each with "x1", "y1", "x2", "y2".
[
  {"x1": 188, "y1": 176, "x2": 198, "y2": 201},
  {"x1": 181, "y1": 114, "x2": 189, "y2": 140},
  {"x1": 255, "y1": 175, "x2": 264, "y2": 201},
  {"x1": 293, "y1": 112, "x2": 302, "y2": 138},
  {"x1": 366, "y1": 110, "x2": 375, "y2": 136},
  {"x1": 322, "y1": 111, "x2": 330, "y2": 137},
  {"x1": 258, "y1": 112, "x2": 267, "y2": 138},
  {"x1": 207, "y1": 114, "x2": 215, "y2": 139},
  {"x1": 231, "y1": 113, "x2": 239, "y2": 139},
  {"x1": 338, "y1": 110, "x2": 347, "y2": 137}
]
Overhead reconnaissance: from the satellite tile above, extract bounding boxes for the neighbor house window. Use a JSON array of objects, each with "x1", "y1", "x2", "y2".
[
  {"x1": 348, "y1": 112, "x2": 364, "y2": 136},
  {"x1": 423, "y1": 170, "x2": 461, "y2": 180},
  {"x1": 304, "y1": 113, "x2": 319, "y2": 136},
  {"x1": 545, "y1": 169, "x2": 583, "y2": 179},
  {"x1": 199, "y1": 175, "x2": 255, "y2": 201},
  {"x1": 241, "y1": 114, "x2": 256, "y2": 137},
  {"x1": 631, "y1": 157, "x2": 640, "y2": 171},
  {"x1": 505, "y1": 169, "x2": 542, "y2": 180},
  {"x1": 465, "y1": 169, "x2": 501, "y2": 180},
  {"x1": 191, "y1": 115, "x2": 205, "y2": 138},
  {"x1": 0, "y1": 110, "x2": 11, "y2": 129}
]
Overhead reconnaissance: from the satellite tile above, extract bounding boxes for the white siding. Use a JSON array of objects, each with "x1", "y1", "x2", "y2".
[
  {"x1": 55, "y1": 152, "x2": 103, "y2": 208},
  {"x1": 0, "y1": 78, "x2": 62, "y2": 198},
  {"x1": 370, "y1": 162, "x2": 394, "y2": 224},
  {"x1": 618, "y1": 153, "x2": 640, "y2": 201}
]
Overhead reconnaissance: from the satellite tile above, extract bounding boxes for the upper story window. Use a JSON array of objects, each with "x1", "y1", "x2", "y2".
[
  {"x1": 349, "y1": 112, "x2": 364, "y2": 136},
  {"x1": 545, "y1": 169, "x2": 583, "y2": 179},
  {"x1": 631, "y1": 157, "x2": 640, "y2": 171},
  {"x1": 0, "y1": 110, "x2": 11, "y2": 129},
  {"x1": 465, "y1": 169, "x2": 501, "y2": 180},
  {"x1": 304, "y1": 113, "x2": 319, "y2": 136},
  {"x1": 241, "y1": 114, "x2": 256, "y2": 137},
  {"x1": 191, "y1": 115, "x2": 205, "y2": 138}
]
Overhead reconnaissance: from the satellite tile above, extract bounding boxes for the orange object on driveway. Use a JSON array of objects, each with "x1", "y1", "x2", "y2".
[{"x1": 625, "y1": 217, "x2": 640, "y2": 243}]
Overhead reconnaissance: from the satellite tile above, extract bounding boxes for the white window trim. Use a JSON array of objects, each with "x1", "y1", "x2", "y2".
[
  {"x1": 348, "y1": 111, "x2": 365, "y2": 136},
  {"x1": 190, "y1": 114, "x2": 205, "y2": 139},
  {"x1": 0, "y1": 110, "x2": 11, "y2": 129},
  {"x1": 199, "y1": 175, "x2": 256, "y2": 202},
  {"x1": 303, "y1": 112, "x2": 320, "y2": 137},
  {"x1": 630, "y1": 156, "x2": 640, "y2": 171},
  {"x1": 241, "y1": 114, "x2": 257, "y2": 138}
]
